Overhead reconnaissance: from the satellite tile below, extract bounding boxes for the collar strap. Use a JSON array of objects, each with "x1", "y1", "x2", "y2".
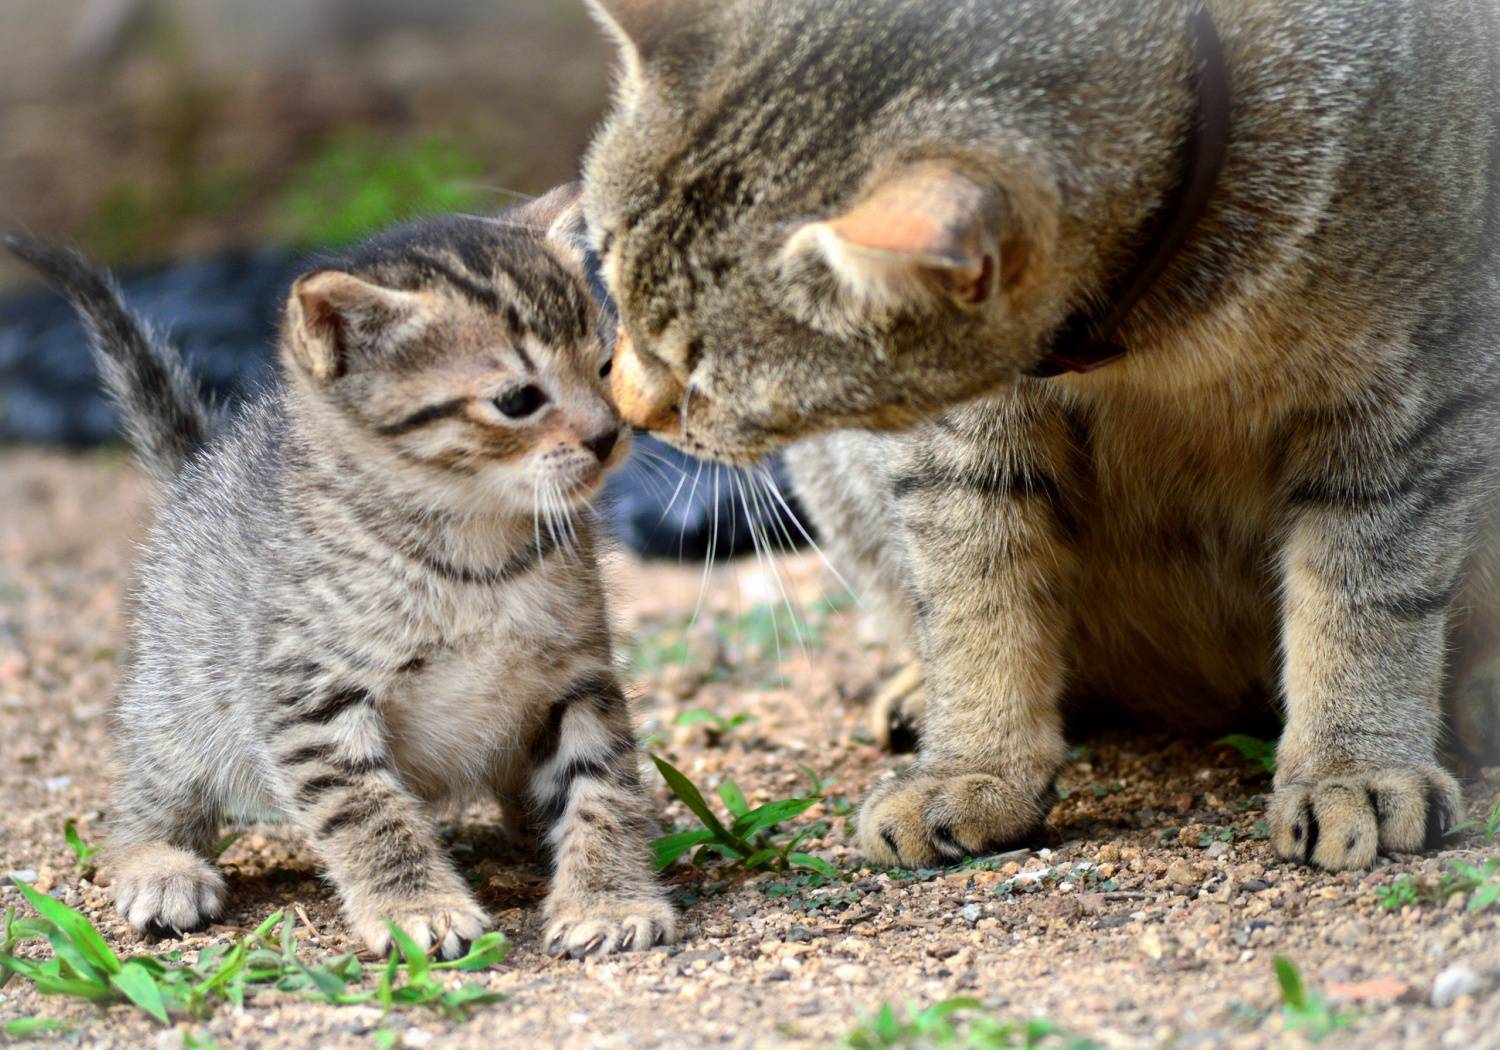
[{"x1": 1027, "y1": 4, "x2": 1230, "y2": 378}]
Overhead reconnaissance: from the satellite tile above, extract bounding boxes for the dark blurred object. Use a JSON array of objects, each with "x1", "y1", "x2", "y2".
[{"x1": 0, "y1": 255, "x2": 807, "y2": 560}]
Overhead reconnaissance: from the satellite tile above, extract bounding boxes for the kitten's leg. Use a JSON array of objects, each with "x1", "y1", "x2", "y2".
[
  {"x1": 107, "y1": 759, "x2": 227, "y2": 938},
  {"x1": 526, "y1": 672, "x2": 676, "y2": 958},
  {"x1": 784, "y1": 433, "x2": 925, "y2": 750},
  {"x1": 856, "y1": 397, "x2": 1082, "y2": 868},
  {"x1": 1269, "y1": 409, "x2": 1481, "y2": 870},
  {"x1": 271, "y1": 692, "x2": 488, "y2": 960}
]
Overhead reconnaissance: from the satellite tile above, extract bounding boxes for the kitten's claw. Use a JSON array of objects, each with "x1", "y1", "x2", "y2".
[
  {"x1": 112, "y1": 844, "x2": 227, "y2": 937},
  {"x1": 1268, "y1": 765, "x2": 1461, "y2": 870},
  {"x1": 858, "y1": 766, "x2": 1054, "y2": 868},
  {"x1": 542, "y1": 897, "x2": 677, "y2": 959},
  {"x1": 352, "y1": 895, "x2": 491, "y2": 961}
]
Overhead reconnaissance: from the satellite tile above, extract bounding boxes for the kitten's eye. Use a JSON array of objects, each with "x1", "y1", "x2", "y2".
[
  {"x1": 599, "y1": 358, "x2": 613, "y2": 379},
  {"x1": 496, "y1": 384, "x2": 548, "y2": 419}
]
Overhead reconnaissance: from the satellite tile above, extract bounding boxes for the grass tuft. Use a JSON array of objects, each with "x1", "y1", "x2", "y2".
[
  {"x1": 842, "y1": 999, "x2": 1103, "y2": 1049},
  {"x1": 649, "y1": 754, "x2": 836, "y2": 876},
  {"x1": 0, "y1": 881, "x2": 506, "y2": 1033}
]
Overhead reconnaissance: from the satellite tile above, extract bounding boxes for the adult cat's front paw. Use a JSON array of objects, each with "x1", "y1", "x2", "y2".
[
  {"x1": 858, "y1": 766, "x2": 1054, "y2": 868},
  {"x1": 1268, "y1": 765, "x2": 1461, "y2": 870},
  {"x1": 542, "y1": 892, "x2": 677, "y2": 958},
  {"x1": 349, "y1": 891, "x2": 491, "y2": 961},
  {"x1": 869, "y1": 661, "x2": 925, "y2": 754}
]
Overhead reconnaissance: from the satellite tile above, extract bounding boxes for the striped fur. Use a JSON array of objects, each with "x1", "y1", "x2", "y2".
[
  {"x1": 8, "y1": 185, "x2": 674, "y2": 958},
  {"x1": 583, "y1": 0, "x2": 1500, "y2": 872}
]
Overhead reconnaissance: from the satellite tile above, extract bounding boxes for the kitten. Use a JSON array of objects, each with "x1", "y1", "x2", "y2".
[
  {"x1": 3, "y1": 186, "x2": 677, "y2": 959},
  {"x1": 580, "y1": 0, "x2": 1500, "y2": 872}
]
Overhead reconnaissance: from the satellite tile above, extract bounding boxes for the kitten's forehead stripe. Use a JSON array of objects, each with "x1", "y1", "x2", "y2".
[{"x1": 514, "y1": 342, "x2": 537, "y2": 373}]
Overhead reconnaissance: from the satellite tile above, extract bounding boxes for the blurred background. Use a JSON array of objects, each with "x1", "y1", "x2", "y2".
[
  {"x1": 0, "y1": 0, "x2": 805, "y2": 556},
  {"x1": 0, "y1": 0, "x2": 609, "y2": 282}
]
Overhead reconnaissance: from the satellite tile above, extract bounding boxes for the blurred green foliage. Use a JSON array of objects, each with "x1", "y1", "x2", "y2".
[{"x1": 274, "y1": 133, "x2": 488, "y2": 246}]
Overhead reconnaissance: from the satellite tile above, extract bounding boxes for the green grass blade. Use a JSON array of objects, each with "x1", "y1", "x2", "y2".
[
  {"x1": 718, "y1": 781, "x2": 751, "y2": 820},
  {"x1": 740, "y1": 848, "x2": 782, "y2": 870},
  {"x1": 1274, "y1": 956, "x2": 1306, "y2": 1009},
  {"x1": 433, "y1": 931, "x2": 510, "y2": 972},
  {"x1": 2, "y1": 1017, "x2": 76, "y2": 1037},
  {"x1": 386, "y1": 923, "x2": 431, "y2": 983},
  {"x1": 110, "y1": 959, "x2": 171, "y2": 1024},
  {"x1": 650, "y1": 755, "x2": 735, "y2": 840},
  {"x1": 63, "y1": 820, "x2": 99, "y2": 867},
  {"x1": 13, "y1": 880, "x2": 121, "y2": 978},
  {"x1": 786, "y1": 853, "x2": 839, "y2": 877},
  {"x1": 651, "y1": 829, "x2": 716, "y2": 871},
  {"x1": 731, "y1": 797, "x2": 821, "y2": 839}
]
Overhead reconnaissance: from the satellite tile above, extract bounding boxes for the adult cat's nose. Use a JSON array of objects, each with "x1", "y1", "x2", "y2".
[
  {"x1": 611, "y1": 333, "x2": 682, "y2": 433},
  {"x1": 584, "y1": 429, "x2": 618, "y2": 462}
]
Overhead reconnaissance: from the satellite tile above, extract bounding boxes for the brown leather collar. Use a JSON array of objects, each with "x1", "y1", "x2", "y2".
[{"x1": 1027, "y1": 4, "x2": 1231, "y2": 378}]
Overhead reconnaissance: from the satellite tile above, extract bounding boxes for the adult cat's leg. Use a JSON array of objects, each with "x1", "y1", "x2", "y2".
[
  {"x1": 271, "y1": 690, "x2": 489, "y2": 960},
  {"x1": 784, "y1": 433, "x2": 926, "y2": 750},
  {"x1": 1448, "y1": 515, "x2": 1500, "y2": 765},
  {"x1": 1268, "y1": 397, "x2": 1483, "y2": 870},
  {"x1": 857, "y1": 393, "x2": 1084, "y2": 868},
  {"x1": 524, "y1": 671, "x2": 676, "y2": 958}
]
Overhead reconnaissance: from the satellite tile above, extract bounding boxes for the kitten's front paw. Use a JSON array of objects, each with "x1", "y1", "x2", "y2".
[
  {"x1": 112, "y1": 844, "x2": 227, "y2": 937},
  {"x1": 351, "y1": 893, "x2": 491, "y2": 961},
  {"x1": 870, "y1": 661, "x2": 925, "y2": 754},
  {"x1": 1268, "y1": 765, "x2": 1461, "y2": 871},
  {"x1": 858, "y1": 767, "x2": 1054, "y2": 868},
  {"x1": 543, "y1": 893, "x2": 677, "y2": 959}
]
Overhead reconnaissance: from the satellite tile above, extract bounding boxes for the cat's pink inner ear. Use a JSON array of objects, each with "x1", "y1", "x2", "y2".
[
  {"x1": 827, "y1": 163, "x2": 1005, "y2": 306},
  {"x1": 285, "y1": 271, "x2": 417, "y2": 382}
]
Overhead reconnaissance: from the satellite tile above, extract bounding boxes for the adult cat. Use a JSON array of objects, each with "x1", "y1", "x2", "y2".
[{"x1": 581, "y1": 0, "x2": 1500, "y2": 871}]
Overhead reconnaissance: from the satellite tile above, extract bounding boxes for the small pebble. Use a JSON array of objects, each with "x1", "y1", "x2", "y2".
[
  {"x1": 961, "y1": 903, "x2": 982, "y2": 923},
  {"x1": 3, "y1": 870, "x2": 37, "y2": 885},
  {"x1": 1431, "y1": 965, "x2": 1481, "y2": 1008},
  {"x1": 765, "y1": 968, "x2": 790, "y2": 982}
]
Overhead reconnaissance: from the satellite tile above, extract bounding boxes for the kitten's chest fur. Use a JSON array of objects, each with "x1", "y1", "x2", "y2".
[{"x1": 371, "y1": 563, "x2": 603, "y2": 803}]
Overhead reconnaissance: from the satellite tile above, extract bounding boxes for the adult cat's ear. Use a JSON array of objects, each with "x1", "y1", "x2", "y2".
[
  {"x1": 284, "y1": 271, "x2": 426, "y2": 382},
  {"x1": 784, "y1": 162, "x2": 1010, "y2": 315},
  {"x1": 587, "y1": 0, "x2": 719, "y2": 81}
]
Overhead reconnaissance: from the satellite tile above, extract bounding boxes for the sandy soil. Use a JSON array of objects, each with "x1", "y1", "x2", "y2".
[{"x1": 1, "y1": 448, "x2": 1498, "y2": 1050}]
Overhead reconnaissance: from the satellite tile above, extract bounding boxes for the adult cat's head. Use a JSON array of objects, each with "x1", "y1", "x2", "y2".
[{"x1": 582, "y1": 0, "x2": 1192, "y2": 463}]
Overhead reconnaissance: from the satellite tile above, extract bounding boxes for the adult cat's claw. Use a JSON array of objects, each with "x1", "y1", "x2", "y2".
[
  {"x1": 1268, "y1": 765, "x2": 1461, "y2": 870},
  {"x1": 858, "y1": 767, "x2": 1054, "y2": 868},
  {"x1": 869, "y1": 661, "x2": 925, "y2": 754}
]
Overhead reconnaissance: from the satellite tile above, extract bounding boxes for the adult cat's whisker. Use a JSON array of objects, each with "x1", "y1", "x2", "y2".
[{"x1": 754, "y1": 462, "x2": 872, "y2": 619}]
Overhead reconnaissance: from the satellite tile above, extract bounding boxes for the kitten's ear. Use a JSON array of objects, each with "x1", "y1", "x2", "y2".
[
  {"x1": 284, "y1": 271, "x2": 425, "y2": 382},
  {"x1": 586, "y1": 0, "x2": 718, "y2": 77},
  {"x1": 785, "y1": 162, "x2": 1009, "y2": 313}
]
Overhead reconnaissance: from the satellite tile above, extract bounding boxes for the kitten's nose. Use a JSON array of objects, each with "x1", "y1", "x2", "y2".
[{"x1": 584, "y1": 429, "x2": 619, "y2": 462}]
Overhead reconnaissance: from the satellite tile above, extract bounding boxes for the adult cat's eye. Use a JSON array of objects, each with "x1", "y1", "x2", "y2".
[{"x1": 496, "y1": 384, "x2": 548, "y2": 419}]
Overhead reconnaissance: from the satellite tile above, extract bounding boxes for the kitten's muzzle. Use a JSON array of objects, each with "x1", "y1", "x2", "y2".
[{"x1": 584, "y1": 429, "x2": 619, "y2": 463}]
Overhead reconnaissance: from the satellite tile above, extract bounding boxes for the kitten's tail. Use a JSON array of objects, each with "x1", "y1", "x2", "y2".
[{"x1": 3, "y1": 231, "x2": 212, "y2": 481}]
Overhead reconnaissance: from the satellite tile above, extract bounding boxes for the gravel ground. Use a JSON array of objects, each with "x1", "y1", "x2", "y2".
[{"x1": 1, "y1": 447, "x2": 1499, "y2": 1049}]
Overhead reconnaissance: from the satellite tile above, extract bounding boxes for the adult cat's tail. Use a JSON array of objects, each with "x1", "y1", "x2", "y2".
[{"x1": 3, "y1": 231, "x2": 212, "y2": 481}]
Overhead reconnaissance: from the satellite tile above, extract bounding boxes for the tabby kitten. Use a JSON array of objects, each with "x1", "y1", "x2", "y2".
[
  {"x1": 3, "y1": 187, "x2": 676, "y2": 958},
  {"x1": 581, "y1": 0, "x2": 1500, "y2": 872}
]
